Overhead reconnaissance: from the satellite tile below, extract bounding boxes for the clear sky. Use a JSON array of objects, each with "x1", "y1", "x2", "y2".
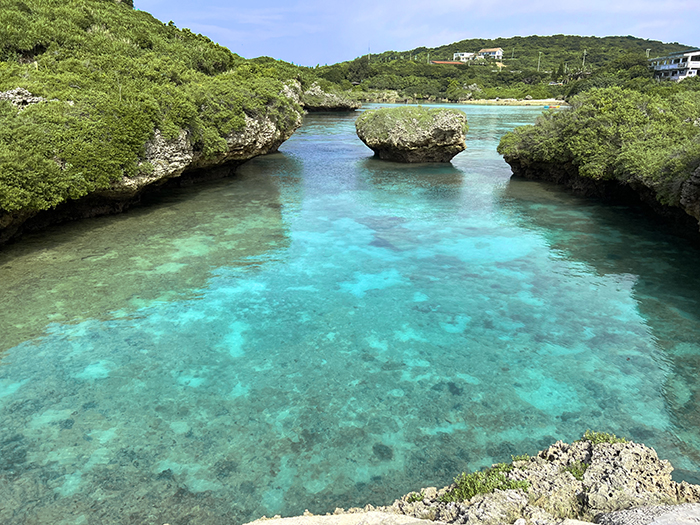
[{"x1": 136, "y1": 0, "x2": 699, "y2": 67}]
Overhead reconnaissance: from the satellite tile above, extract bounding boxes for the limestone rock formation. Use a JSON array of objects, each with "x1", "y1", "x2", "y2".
[
  {"x1": 302, "y1": 82, "x2": 361, "y2": 111},
  {"x1": 355, "y1": 106, "x2": 468, "y2": 163},
  {"x1": 380, "y1": 437, "x2": 700, "y2": 525},
  {"x1": 99, "y1": 109, "x2": 301, "y2": 199},
  {"x1": 597, "y1": 503, "x2": 700, "y2": 525}
]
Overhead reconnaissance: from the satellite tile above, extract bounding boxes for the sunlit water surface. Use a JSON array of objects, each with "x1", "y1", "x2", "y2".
[{"x1": 2, "y1": 104, "x2": 700, "y2": 525}]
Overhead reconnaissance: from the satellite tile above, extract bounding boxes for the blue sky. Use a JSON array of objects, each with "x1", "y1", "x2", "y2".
[{"x1": 137, "y1": 0, "x2": 699, "y2": 66}]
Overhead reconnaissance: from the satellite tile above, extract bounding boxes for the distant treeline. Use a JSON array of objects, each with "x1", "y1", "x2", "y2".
[{"x1": 316, "y1": 35, "x2": 694, "y2": 100}]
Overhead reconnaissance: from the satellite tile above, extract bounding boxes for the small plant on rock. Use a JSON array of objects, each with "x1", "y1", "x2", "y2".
[
  {"x1": 511, "y1": 454, "x2": 530, "y2": 462},
  {"x1": 439, "y1": 463, "x2": 529, "y2": 503},
  {"x1": 405, "y1": 491, "x2": 425, "y2": 503},
  {"x1": 577, "y1": 430, "x2": 629, "y2": 445},
  {"x1": 563, "y1": 460, "x2": 589, "y2": 481}
]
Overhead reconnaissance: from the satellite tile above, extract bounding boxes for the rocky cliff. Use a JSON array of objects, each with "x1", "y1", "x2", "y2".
[{"x1": 496, "y1": 87, "x2": 700, "y2": 237}]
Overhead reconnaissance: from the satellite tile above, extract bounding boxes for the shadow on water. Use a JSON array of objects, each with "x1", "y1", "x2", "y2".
[
  {"x1": 0, "y1": 164, "x2": 291, "y2": 354},
  {"x1": 359, "y1": 158, "x2": 466, "y2": 207},
  {"x1": 496, "y1": 177, "x2": 700, "y2": 472}
]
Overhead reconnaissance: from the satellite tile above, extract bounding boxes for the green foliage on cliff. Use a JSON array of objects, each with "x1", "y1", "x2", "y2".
[
  {"x1": 577, "y1": 430, "x2": 629, "y2": 444},
  {"x1": 497, "y1": 87, "x2": 700, "y2": 206},
  {"x1": 440, "y1": 463, "x2": 529, "y2": 502},
  {"x1": 0, "y1": 0, "x2": 306, "y2": 213},
  {"x1": 355, "y1": 106, "x2": 468, "y2": 142}
]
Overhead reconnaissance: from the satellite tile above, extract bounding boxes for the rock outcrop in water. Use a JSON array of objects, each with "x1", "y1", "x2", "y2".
[
  {"x1": 355, "y1": 106, "x2": 468, "y2": 163},
  {"x1": 496, "y1": 87, "x2": 700, "y2": 238},
  {"x1": 0, "y1": 86, "x2": 303, "y2": 244},
  {"x1": 247, "y1": 435, "x2": 700, "y2": 525},
  {"x1": 301, "y1": 82, "x2": 361, "y2": 112}
]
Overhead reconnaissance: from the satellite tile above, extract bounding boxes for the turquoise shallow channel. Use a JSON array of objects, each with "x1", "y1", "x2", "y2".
[{"x1": 2, "y1": 103, "x2": 700, "y2": 524}]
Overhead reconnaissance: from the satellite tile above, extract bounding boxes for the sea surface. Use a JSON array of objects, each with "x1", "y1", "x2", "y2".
[{"x1": 1, "y1": 104, "x2": 700, "y2": 524}]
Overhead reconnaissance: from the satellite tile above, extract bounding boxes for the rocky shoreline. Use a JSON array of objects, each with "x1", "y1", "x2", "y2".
[{"x1": 247, "y1": 435, "x2": 700, "y2": 525}]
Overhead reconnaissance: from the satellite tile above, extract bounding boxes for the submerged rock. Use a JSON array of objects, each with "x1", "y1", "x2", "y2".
[{"x1": 355, "y1": 106, "x2": 468, "y2": 163}]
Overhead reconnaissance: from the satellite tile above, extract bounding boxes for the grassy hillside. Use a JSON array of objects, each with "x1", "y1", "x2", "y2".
[{"x1": 0, "y1": 0, "x2": 311, "y2": 214}]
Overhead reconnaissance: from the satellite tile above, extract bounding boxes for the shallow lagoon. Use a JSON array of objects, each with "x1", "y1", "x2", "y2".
[{"x1": 1, "y1": 104, "x2": 700, "y2": 524}]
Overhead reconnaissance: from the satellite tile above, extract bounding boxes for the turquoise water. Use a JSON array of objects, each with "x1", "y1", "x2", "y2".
[{"x1": 2, "y1": 104, "x2": 700, "y2": 524}]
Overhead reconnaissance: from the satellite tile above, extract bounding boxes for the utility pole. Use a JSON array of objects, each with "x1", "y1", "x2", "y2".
[
  {"x1": 537, "y1": 51, "x2": 542, "y2": 72},
  {"x1": 511, "y1": 48, "x2": 514, "y2": 59},
  {"x1": 368, "y1": 45, "x2": 370, "y2": 63},
  {"x1": 582, "y1": 49, "x2": 587, "y2": 68},
  {"x1": 427, "y1": 53, "x2": 430, "y2": 64}
]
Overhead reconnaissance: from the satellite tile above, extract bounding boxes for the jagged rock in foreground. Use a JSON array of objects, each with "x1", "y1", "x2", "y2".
[
  {"x1": 383, "y1": 438, "x2": 700, "y2": 524},
  {"x1": 246, "y1": 511, "x2": 446, "y2": 525},
  {"x1": 302, "y1": 82, "x2": 361, "y2": 111},
  {"x1": 355, "y1": 106, "x2": 468, "y2": 163},
  {"x1": 249, "y1": 436, "x2": 700, "y2": 525}
]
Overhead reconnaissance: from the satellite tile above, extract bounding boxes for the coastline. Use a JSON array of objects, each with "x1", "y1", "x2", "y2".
[
  {"x1": 354, "y1": 94, "x2": 567, "y2": 107},
  {"x1": 458, "y1": 98, "x2": 566, "y2": 106}
]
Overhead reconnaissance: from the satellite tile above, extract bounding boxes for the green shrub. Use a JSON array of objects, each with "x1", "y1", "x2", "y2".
[
  {"x1": 563, "y1": 460, "x2": 589, "y2": 481},
  {"x1": 405, "y1": 491, "x2": 425, "y2": 503},
  {"x1": 439, "y1": 463, "x2": 529, "y2": 503},
  {"x1": 576, "y1": 430, "x2": 629, "y2": 445}
]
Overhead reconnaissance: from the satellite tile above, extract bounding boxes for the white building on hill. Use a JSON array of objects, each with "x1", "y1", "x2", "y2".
[
  {"x1": 649, "y1": 48, "x2": 700, "y2": 81},
  {"x1": 478, "y1": 48, "x2": 504, "y2": 60},
  {"x1": 453, "y1": 52, "x2": 475, "y2": 61}
]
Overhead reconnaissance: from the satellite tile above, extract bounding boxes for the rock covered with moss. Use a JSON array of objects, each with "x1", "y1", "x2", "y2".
[{"x1": 355, "y1": 106, "x2": 468, "y2": 162}]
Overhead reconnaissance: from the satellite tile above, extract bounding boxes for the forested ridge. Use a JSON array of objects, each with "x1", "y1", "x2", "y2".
[{"x1": 317, "y1": 35, "x2": 693, "y2": 101}]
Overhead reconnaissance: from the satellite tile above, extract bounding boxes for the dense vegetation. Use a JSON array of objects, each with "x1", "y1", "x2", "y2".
[
  {"x1": 497, "y1": 83, "x2": 700, "y2": 208},
  {"x1": 0, "y1": 0, "x2": 313, "y2": 213},
  {"x1": 318, "y1": 35, "x2": 692, "y2": 101}
]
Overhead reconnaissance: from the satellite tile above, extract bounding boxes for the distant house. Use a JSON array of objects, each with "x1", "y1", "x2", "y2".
[
  {"x1": 453, "y1": 52, "x2": 475, "y2": 62},
  {"x1": 649, "y1": 48, "x2": 700, "y2": 81},
  {"x1": 478, "y1": 48, "x2": 504, "y2": 60}
]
